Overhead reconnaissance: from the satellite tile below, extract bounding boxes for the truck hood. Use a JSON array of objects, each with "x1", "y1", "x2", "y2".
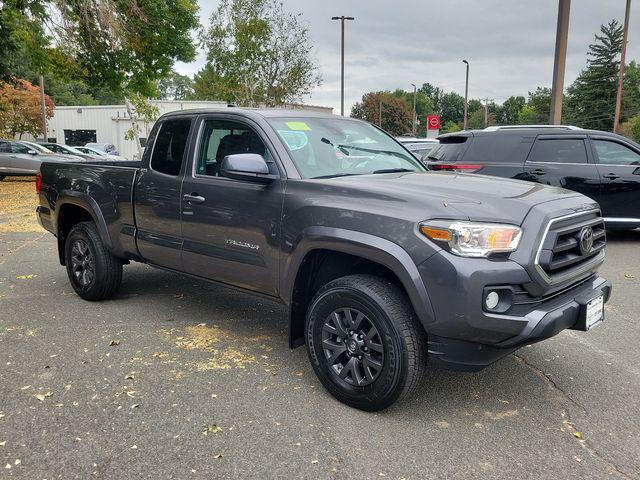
[{"x1": 318, "y1": 171, "x2": 585, "y2": 224}]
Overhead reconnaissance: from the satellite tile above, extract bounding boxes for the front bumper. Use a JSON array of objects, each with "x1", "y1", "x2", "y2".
[{"x1": 418, "y1": 251, "x2": 611, "y2": 372}]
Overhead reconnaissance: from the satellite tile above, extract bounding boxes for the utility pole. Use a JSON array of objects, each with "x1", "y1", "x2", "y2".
[
  {"x1": 550, "y1": 0, "x2": 571, "y2": 125},
  {"x1": 614, "y1": 0, "x2": 632, "y2": 133},
  {"x1": 411, "y1": 83, "x2": 417, "y2": 136},
  {"x1": 39, "y1": 74, "x2": 47, "y2": 141},
  {"x1": 482, "y1": 98, "x2": 494, "y2": 127},
  {"x1": 331, "y1": 16, "x2": 355, "y2": 116},
  {"x1": 462, "y1": 60, "x2": 469, "y2": 130},
  {"x1": 379, "y1": 100, "x2": 383, "y2": 128}
]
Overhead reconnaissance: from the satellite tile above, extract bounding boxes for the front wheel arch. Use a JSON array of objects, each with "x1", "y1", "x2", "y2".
[{"x1": 284, "y1": 230, "x2": 436, "y2": 348}]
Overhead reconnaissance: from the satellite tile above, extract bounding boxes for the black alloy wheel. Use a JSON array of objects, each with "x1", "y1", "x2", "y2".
[
  {"x1": 321, "y1": 307, "x2": 385, "y2": 387},
  {"x1": 70, "y1": 239, "x2": 95, "y2": 290}
]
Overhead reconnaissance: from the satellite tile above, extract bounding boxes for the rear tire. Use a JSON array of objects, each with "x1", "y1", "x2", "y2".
[
  {"x1": 305, "y1": 274, "x2": 427, "y2": 411},
  {"x1": 64, "y1": 221, "x2": 122, "y2": 300}
]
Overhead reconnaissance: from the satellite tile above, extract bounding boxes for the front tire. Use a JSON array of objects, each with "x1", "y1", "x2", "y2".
[
  {"x1": 64, "y1": 221, "x2": 122, "y2": 300},
  {"x1": 306, "y1": 274, "x2": 427, "y2": 411}
]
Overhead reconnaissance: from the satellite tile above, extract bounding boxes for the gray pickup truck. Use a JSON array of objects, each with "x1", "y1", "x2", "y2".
[{"x1": 37, "y1": 108, "x2": 611, "y2": 411}]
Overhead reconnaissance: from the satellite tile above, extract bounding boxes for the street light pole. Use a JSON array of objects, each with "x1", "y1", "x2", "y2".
[
  {"x1": 331, "y1": 16, "x2": 355, "y2": 116},
  {"x1": 411, "y1": 83, "x2": 417, "y2": 136},
  {"x1": 550, "y1": 0, "x2": 570, "y2": 125},
  {"x1": 614, "y1": 0, "x2": 631, "y2": 133},
  {"x1": 462, "y1": 60, "x2": 469, "y2": 130}
]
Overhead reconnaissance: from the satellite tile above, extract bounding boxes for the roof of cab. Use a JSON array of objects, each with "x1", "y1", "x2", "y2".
[{"x1": 161, "y1": 107, "x2": 341, "y2": 120}]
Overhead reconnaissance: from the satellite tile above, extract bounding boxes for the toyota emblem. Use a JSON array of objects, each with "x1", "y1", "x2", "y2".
[{"x1": 579, "y1": 227, "x2": 594, "y2": 255}]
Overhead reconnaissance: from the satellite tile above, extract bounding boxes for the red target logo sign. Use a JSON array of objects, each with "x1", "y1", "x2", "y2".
[{"x1": 427, "y1": 115, "x2": 441, "y2": 130}]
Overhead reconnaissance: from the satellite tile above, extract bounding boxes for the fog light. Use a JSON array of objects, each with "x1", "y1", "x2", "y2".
[{"x1": 485, "y1": 291, "x2": 500, "y2": 310}]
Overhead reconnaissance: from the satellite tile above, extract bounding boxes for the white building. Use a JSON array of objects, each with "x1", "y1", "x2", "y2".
[{"x1": 43, "y1": 100, "x2": 333, "y2": 160}]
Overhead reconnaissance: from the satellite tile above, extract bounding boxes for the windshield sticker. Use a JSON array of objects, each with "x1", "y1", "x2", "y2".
[
  {"x1": 286, "y1": 121, "x2": 311, "y2": 131},
  {"x1": 278, "y1": 130, "x2": 309, "y2": 150}
]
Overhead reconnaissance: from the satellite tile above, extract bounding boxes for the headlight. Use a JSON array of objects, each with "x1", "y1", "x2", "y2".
[{"x1": 420, "y1": 221, "x2": 522, "y2": 257}]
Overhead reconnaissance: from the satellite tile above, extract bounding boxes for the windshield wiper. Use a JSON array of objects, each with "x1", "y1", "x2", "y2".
[
  {"x1": 371, "y1": 168, "x2": 415, "y2": 174},
  {"x1": 311, "y1": 172, "x2": 361, "y2": 179},
  {"x1": 338, "y1": 144, "x2": 409, "y2": 160}
]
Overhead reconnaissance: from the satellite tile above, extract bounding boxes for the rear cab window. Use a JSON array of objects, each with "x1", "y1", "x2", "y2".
[{"x1": 149, "y1": 118, "x2": 192, "y2": 176}]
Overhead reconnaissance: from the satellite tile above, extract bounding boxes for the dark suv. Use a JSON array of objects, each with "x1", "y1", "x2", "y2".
[{"x1": 426, "y1": 126, "x2": 640, "y2": 229}]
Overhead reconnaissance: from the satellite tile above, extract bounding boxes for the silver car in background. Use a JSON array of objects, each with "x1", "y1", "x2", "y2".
[
  {"x1": 396, "y1": 137, "x2": 439, "y2": 161},
  {"x1": 0, "y1": 140, "x2": 82, "y2": 180},
  {"x1": 75, "y1": 146, "x2": 128, "y2": 161}
]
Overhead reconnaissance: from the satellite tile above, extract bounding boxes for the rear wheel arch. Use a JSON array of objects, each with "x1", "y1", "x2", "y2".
[
  {"x1": 285, "y1": 232, "x2": 435, "y2": 348},
  {"x1": 56, "y1": 197, "x2": 112, "y2": 265}
]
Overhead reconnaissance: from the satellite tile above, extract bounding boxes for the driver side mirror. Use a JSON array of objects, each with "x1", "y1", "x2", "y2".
[
  {"x1": 219, "y1": 153, "x2": 276, "y2": 184},
  {"x1": 27, "y1": 149, "x2": 38, "y2": 155}
]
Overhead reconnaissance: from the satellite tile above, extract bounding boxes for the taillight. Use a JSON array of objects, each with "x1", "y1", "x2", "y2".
[
  {"x1": 430, "y1": 163, "x2": 482, "y2": 173},
  {"x1": 35, "y1": 171, "x2": 42, "y2": 194}
]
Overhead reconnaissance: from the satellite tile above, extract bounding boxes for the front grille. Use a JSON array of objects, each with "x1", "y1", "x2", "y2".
[{"x1": 537, "y1": 211, "x2": 606, "y2": 280}]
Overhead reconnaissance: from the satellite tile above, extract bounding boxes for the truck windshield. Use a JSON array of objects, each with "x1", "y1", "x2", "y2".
[{"x1": 267, "y1": 117, "x2": 425, "y2": 178}]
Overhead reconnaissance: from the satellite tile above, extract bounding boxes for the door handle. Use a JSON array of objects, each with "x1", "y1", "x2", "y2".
[
  {"x1": 603, "y1": 173, "x2": 619, "y2": 180},
  {"x1": 183, "y1": 193, "x2": 206, "y2": 204},
  {"x1": 529, "y1": 168, "x2": 546, "y2": 176}
]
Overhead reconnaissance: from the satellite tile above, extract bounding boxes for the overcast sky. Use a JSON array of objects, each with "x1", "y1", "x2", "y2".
[{"x1": 174, "y1": 0, "x2": 640, "y2": 114}]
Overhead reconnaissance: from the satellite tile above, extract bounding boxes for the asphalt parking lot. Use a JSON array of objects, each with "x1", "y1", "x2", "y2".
[{"x1": 1, "y1": 178, "x2": 639, "y2": 479}]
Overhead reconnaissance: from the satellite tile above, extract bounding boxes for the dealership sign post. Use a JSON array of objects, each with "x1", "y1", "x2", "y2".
[{"x1": 426, "y1": 115, "x2": 440, "y2": 138}]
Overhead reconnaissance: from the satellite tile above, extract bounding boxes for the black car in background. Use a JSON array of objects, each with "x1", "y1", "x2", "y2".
[{"x1": 425, "y1": 126, "x2": 640, "y2": 229}]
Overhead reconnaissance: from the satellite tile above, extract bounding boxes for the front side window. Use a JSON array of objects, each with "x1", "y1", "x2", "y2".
[
  {"x1": 196, "y1": 119, "x2": 275, "y2": 177},
  {"x1": 592, "y1": 139, "x2": 640, "y2": 165},
  {"x1": 528, "y1": 138, "x2": 588, "y2": 164},
  {"x1": 150, "y1": 119, "x2": 192, "y2": 176},
  {"x1": 266, "y1": 117, "x2": 424, "y2": 178}
]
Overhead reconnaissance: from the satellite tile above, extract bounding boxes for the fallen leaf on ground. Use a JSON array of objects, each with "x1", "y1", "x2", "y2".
[
  {"x1": 35, "y1": 391, "x2": 54, "y2": 401},
  {"x1": 20, "y1": 385, "x2": 31, "y2": 390},
  {"x1": 124, "y1": 374, "x2": 134, "y2": 380},
  {"x1": 131, "y1": 404, "x2": 140, "y2": 409},
  {"x1": 202, "y1": 424, "x2": 223, "y2": 435},
  {"x1": 109, "y1": 340, "x2": 120, "y2": 346},
  {"x1": 311, "y1": 460, "x2": 318, "y2": 465},
  {"x1": 213, "y1": 454, "x2": 223, "y2": 459},
  {"x1": 573, "y1": 431, "x2": 583, "y2": 439},
  {"x1": 16, "y1": 274, "x2": 37, "y2": 279},
  {"x1": 624, "y1": 273, "x2": 635, "y2": 278},
  {"x1": 0, "y1": 441, "x2": 5, "y2": 447}
]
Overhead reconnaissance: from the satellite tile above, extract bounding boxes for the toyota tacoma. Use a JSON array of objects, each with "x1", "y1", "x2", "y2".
[{"x1": 36, "y1": 109, "x2": 611, "y2": 410}]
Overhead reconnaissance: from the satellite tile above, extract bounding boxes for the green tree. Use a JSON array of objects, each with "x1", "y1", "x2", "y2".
[
  {"x1": 418, "y1": 83, "x2": 465, "y2": 125},
  {"x1": 517, "y1": 105, "x2": 540, "y2": 124},
  {"x1": 351, "y1": 91, "x2": 412, "y2": 136},
  {"x1": 157, "y1": 71, "x2": 194, "y2": 100},
  {"x1": 440, "y1": 120, "x2": 461, "y2": 134},
  {"x1": 197, "y1": 0, "x2": 321, "y2": 106},
  {"x1": 501, "y1": 96, "x2": 526, "y2": 124},
  {"x1": 565, "y1": 20, "x2": 623, "y2": 130},
  {"x1": 626, "y1": 114, "x2": 640, "y2": 141},
  {"x1": 391, "y1": 88, "x2": 435, "y2": 136},
  {"x1": 1, "y1": 0, "x2": 200, "y2": 98}
]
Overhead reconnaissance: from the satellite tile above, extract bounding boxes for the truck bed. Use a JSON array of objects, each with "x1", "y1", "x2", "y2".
[{"x1": 38, "y1": 161, "x2": 141, "y2": 259}]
